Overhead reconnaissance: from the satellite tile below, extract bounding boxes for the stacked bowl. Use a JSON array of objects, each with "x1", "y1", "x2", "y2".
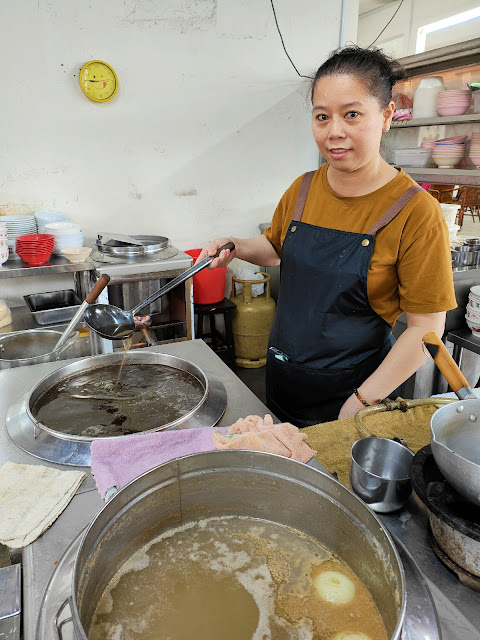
[
  {"x1": 0, "y1": 221, "x2": 8, "y2": 265},
  {"x1": 469, "y1": 132, "x2": 480, "y2": 168},
  {"x1": 15, "y1": 234, "x2": 55, "y2": 266},
  {"x1": 431, "y1": 136, "x2": 466, "y2": 169},
  {"x1": 466, "y1": 285, "x2": 480, "y2": 337},
  {"x1": 436, "y1": 90, "x2": 472, "y2": 116},
  {"x1": 440, "y1": 203, "x2": 461, "y2": 240},
  {"x1": 35, "y1": 210, "x2": 70, "y2": 233},
  {"x1": 43, "y1": 222, "x2": 84, "y2": 255},
  {"x1": 2, "y1": 215, "x2": 37, "y2": 253}
]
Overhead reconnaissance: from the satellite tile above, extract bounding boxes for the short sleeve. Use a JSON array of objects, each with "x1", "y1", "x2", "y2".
[{"x1": 397, "y1": 219, "x2": 456, "y2": 314}]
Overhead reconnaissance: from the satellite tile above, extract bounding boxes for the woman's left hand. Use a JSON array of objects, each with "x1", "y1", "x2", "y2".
[{"x1": 338, "y1": 393, "x2": 366, "y2": 420}]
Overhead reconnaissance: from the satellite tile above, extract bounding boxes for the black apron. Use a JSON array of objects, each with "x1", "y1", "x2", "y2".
[{"x1": 266, "y1": 171, "x2": 422, "y2": 427}]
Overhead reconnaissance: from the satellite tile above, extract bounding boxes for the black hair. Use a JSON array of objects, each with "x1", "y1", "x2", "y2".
[{"x1": 311, "y1": 45, "x2": 407, "y2": 108}]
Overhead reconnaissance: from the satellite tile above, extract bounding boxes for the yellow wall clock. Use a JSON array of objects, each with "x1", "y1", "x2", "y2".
[{"x1": 79, "y1": 60, "x2": 118, "y2": 103}]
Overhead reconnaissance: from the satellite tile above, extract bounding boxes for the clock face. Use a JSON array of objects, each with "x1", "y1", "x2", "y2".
[{"x1": 79, "y1": 60, "x2": 118, "y2": 103}]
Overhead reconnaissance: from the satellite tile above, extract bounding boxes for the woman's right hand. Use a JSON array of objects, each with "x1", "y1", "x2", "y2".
[{"x1": 196, "y1": 237, "x2": 237, "y2": 269}]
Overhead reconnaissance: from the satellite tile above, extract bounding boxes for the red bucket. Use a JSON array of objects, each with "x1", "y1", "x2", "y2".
[{"x1": 185, "y1": 249, "x2": 226, "y2": 305}]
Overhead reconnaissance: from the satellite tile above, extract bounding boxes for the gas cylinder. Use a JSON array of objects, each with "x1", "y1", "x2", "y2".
[{"x1": 231, "y1": 272, "x2": 276, "y2": 368}]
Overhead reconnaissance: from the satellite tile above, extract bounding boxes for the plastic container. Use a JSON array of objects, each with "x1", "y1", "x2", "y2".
[
  {"x1": 412, "y1": 76, "x2": 445, "y2": 119},
  {"x1": 391, "y1": 148, "x2": 430, "y2": 167},
  {"x1": 440, "y1": 203, "x2": 461, "y2": 227},
  {"x1": 185, "y1": 248, "x2": 226, "y2": 304}
]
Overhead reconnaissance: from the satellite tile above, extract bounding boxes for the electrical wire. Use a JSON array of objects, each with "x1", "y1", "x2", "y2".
[
  {"x1": 368, "y1": 0, "x2": 405, "y2": 48},
  {"x1": 270, "y1": 0, "x2": 314, "y2": 79}
]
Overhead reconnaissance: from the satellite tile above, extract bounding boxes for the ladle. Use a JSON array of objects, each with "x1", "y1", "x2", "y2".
[
  {"x1": 84, "y1": 242, "x2": 235, "y2": 340},
  {"x1": 53, "y1": 275, "x2": 111, "y2": 352}
]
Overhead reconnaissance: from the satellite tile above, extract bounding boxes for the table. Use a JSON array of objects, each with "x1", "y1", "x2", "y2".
[
  {"x1": 0, "y1": 340, "x2": 479, "y2": 639},
  {"x1": 0, "y1": 340, "x2": 271, "y2": 638}
]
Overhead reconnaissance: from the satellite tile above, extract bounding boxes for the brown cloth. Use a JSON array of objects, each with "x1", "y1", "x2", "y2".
[{"x1": 304, "y1": 404, "x2": 438, "y2": 488}]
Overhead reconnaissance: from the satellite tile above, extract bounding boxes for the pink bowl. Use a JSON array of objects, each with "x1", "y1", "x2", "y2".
[
  {"x1": 437, "y1": 105, "x2": 470, "y2": 116},
  {"x1": 437, "y1": 136, "x2": 468, "y2": 143}
]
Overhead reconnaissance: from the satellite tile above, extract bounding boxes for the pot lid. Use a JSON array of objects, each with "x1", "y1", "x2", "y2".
[{"x1": 96, "y1": 234, "x2": 170, "y2": 256}]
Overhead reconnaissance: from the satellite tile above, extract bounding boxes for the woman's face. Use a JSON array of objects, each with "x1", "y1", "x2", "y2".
[{"x1": 312, "y1": 74, "x2": 394, "y2": 174}]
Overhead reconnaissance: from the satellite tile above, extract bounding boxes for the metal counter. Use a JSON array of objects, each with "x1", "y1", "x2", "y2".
[
  {"x1": 0, "y1": 340, "x2": 479, "y2": 639},
  {"x1": 0, "y1": 340, "x2": 271, "y2": 639}
]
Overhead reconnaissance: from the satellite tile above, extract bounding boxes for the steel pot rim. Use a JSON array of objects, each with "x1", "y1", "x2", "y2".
[
  {"x1": 70, "y1": 450, "x2": 406, "y2": 640},
  {"x1": 25, "y1": 351, "x2": 210, "y2": 442},
  {"x1": 0, "y1": 329, "x2": 78, "y2": 367}
]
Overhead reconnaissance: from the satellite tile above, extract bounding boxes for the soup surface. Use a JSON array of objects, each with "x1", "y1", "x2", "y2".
[
  {"x1": 88, "y1": 516, "x2": 388, "y2": 640},
  {"x1": 32, "y1": 363, "x2": 204, "y2": 437}
]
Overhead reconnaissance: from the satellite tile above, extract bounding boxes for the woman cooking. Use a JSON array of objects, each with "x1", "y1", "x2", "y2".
[{"x1": 198, "y1": 46, "x2": 456, "y2": 427}]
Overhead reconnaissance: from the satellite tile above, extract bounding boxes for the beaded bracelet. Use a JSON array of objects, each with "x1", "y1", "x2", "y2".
[{"x1": 353, "y1": 388, "x2": 371, "y2": 407}]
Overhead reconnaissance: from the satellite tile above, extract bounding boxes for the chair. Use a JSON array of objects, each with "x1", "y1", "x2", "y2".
[
  {"x1": 428, "y1": 184, "x2": 455, "y2": 204},
  {"x1": 455, "y1": 187, "x2": 480, "y2": 227}
]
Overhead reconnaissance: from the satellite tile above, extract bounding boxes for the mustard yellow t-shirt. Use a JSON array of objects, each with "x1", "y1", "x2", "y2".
[{"x1": 264, "y1": 165, "x2": 456, "y2": 326}]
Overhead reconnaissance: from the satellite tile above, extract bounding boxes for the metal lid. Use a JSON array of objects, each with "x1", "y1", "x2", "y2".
[{"x1": 96, "y1": 235, "x2": 170, "y2": 257}]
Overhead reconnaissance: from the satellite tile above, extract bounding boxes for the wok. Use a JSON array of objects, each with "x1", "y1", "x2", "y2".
[{"x1": 422, "y1": 331, "x2": 480, "y2": 506}]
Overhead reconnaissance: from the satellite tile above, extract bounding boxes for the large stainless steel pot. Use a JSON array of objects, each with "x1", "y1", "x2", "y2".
[
  {"x1": 0, "y1": 329, "x2": 78, "y2": 369},
  {"x1": 71, "y1": 451, "x2": 406, "y2": 639},
  {"x1": 26, "y1": 351, "x2": 226, "y2": 441},
  {"x1": 5, "y1": 351, "x2": 227, "y2": 466},
  {"x1": 423, "y1": 332, "x2": 480, "y2": 506}
]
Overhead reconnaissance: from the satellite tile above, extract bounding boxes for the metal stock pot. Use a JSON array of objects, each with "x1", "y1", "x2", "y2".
[
  {"x1": 0, "y1": 329, "x2": 78, "y2": 369},
  {"x1": 71, "y1": 451, "x2": 406, "y2": 639}
]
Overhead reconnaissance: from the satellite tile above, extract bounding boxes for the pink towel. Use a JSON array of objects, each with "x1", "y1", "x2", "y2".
[
  {"x1": 90, "y1": 415, "x2": 316, "y2": 498},
  {"x1": 90, "y1": 427, "x2": 225, "y2": 498}
]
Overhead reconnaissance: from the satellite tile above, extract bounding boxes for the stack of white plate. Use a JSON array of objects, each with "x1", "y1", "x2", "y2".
[
  {"x1": 35, "y1": 210, "x2": 70, "y2": 233},
  {"x1": 43, "y1": 222, "x2": 84, "y2": 255},
  {"x1": 466, "y1": 285, "x2": 480, "y2": 337},
  {"x1": 2, "y1": 215, "x2": 37, "y2": 249}
]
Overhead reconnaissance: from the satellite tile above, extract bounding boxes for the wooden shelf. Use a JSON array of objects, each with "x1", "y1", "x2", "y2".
[
  {"x1": 391, "y1": 113, "x2": 480, "y2": 129},
  {"x1": 402, "y1": 168, "x2": 480, "y2": 185}
]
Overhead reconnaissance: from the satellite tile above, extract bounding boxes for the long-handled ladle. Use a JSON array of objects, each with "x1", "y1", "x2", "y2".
[{"x1": 83, "y1": 242, "x2": 235, "y2": 340}]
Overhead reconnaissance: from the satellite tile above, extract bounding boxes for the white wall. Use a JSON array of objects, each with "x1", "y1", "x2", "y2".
[
  {"x1": 0, "y1": 0, "x2": 349, "y2": 249},
  {"x1": 358, "y1": 0, "x2": 479, "y2": 57},
  {"x1": 0, "y1": 0, "x2": 355, "y2": 305}
]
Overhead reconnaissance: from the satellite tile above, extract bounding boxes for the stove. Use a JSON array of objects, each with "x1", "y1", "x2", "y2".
[{"x1": 411, "y1": 445, "x2": 480, "y2": 589}]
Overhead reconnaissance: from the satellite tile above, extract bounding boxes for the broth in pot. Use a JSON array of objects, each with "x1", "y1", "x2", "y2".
[{"x1": 89, "y1": 516, "x2": 387, "y2": 640}]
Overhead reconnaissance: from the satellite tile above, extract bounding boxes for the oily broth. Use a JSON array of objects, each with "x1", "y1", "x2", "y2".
[
  {"x1": 32, "y1": 363, "x2": 204, "y2": 437},
  {"x1": 88, "y1": 516, "x2": 388, "y2": 640}
]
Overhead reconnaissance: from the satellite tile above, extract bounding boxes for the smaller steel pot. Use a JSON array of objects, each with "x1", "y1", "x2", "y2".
[
  {"x1": 451, "y1": 247, "x2": 480, "y2": 267},
  {"x1": 0, "y1": 329, "x2": 78, "y2": 369},
  {"x1": 350, "y1": 437, "x2": 414, "y2": 513}
]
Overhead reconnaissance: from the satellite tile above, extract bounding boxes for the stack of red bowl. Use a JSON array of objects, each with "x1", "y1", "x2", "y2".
[{"x1": 15, "y1": 234, "x2": 55, "y2": 266}]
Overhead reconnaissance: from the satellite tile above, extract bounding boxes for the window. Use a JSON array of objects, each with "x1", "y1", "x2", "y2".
[{"x1": 416, "y1": 7, "x2": 480, "y2": 54}]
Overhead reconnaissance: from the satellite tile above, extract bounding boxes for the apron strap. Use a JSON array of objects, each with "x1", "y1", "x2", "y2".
[
  {"x1": 292, "y1": 171, "x2": 316, "y2": 222},
  {"x1": 366, "y1": 184, "x2": 423, "y2": 235},
  {"x1": 292, "y1": 174, "x2": 422, "y2": 233}
]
